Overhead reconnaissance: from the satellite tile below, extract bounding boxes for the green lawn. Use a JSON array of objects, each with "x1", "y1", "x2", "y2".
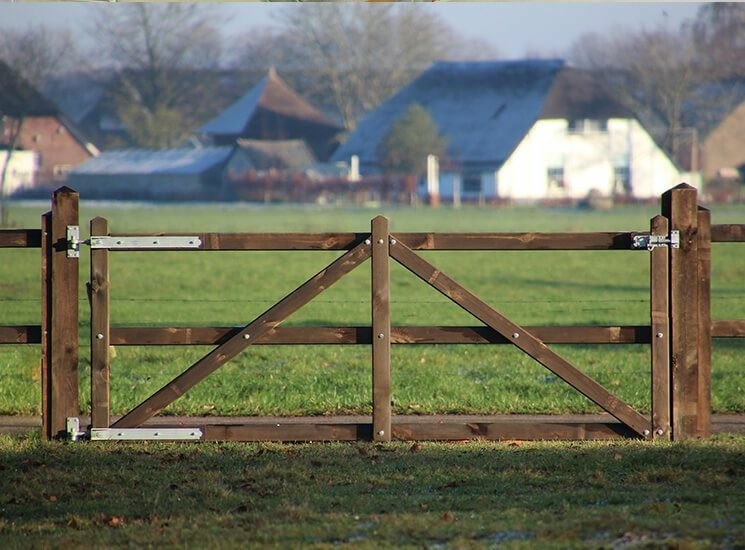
[
  {"x1": 1, "y1": 201, "x2": 744, "y2": 417},
  {"x1": 1, "y1": 432, "x2": 745, "y2": 547}
]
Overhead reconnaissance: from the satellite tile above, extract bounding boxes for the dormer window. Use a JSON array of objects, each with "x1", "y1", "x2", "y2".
[{"x1": 568, "y1": 119, "x2": 608, "y2": 133}]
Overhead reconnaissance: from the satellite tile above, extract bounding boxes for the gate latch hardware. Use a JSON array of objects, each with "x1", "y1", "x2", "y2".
[
  {"x1": 89, "y1": 236, "x2": 202, "y2": 250},
  {"x1": 66, "y1": 225, "x2": 81, "y2": 258},
  {"x1": 90, "y1": 428, "x2": 203, "y2": 441},
  {"x1": 632, "y1": 230, "x2": 680, "y2": 251}
]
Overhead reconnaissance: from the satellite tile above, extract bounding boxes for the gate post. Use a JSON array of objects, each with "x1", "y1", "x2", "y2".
[
  {"x1": 371, "y1": 216, "x2": 391, "y2": 442},
  {"x1": 41, "y1": 187, "x2": 79, "y2": 439},
  {"x1": 661, "y1": 183, "x2": 708, "y2": 440},
  {"x1": 696, "y1": 206, "x2": 712, "y2": 438}
]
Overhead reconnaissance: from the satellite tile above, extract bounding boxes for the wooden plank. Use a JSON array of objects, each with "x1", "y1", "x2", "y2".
[
  {"x1": 389, "y1": 237, "x2": 651, "y2": 437},
  {"x1": 711, "y1": 224, "x2": 745, "y2": 242},
  {"x1": 650, "y1": 215, "x2": 671, "y2": 440},
  {"x1": 90, "y1": 217, "x2": 110, "y2": 429},
  {"x1": 109, "y1": 325, "x2": 653, "y2": 346},
  {"x1": 0, "y1": 325, "x2": 42, "y2": 344},
  {"x1": 0, "y1": 229, "x2": 42, "y2": 248},
  {"x1": 103, "y1": 232, "x2": 366, "y2": 251},
  {"x1": 712, "y1": 320, "x2": 745, "y2": 338},
  {"x1": 371, "y1": 216, "x2": 391, "y2": 442},
  {"x1": 395, "y1": 232, "x2": 636, "y2": 250},
  {"x1": 111, "y1": 241, "x2": 372, "y2": 429},
  {"x1": 203, "y1": 423, "x2": 363, "y2": 442},
  {"x1": 41, "y1": 212, "x2": 51, "y2": 440},
  {"x1": 48, "y1": 187, "x2": 79, "y2": 439},
  {"x1": 662, "y1": 183, "x2": 699, "y2": 440},
  {"x1": 697, "y1": 207, "x2": 712, "y2": 438}
]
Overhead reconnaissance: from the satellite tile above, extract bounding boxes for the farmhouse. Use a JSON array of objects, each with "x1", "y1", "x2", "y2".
[
  {"x1": 0, "y1": 59, "x2": 98, "y2": 192},
  {"x1": 199, "y1": 67, "x2": 342, "y2": 162},
  {"x1": 68, "y1": 146, "x2": 233, "y2": 200},
  {"x1": 332, "y1": 59, "x2": 686, "y2": 202}
]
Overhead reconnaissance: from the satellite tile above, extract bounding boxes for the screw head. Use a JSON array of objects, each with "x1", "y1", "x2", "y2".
[
  {"x1": 512, "y1": 332, "x2": 520, "y2": 339},
  {"x1": 243, "y1": 334, "x2": 250, "y2": 340},
  {"x1": 656, "y1": 332, "x2": 664, "y2": 338},
  {"x1": 656, "y1": 428, "x2": 664, "y2": 436},
  {"x1": 390, "y1": 238, "x2": 397, "y2": 245},
  {"x1": 377, "y1": 238, "x2": 384, "y2": 244},
  {"x1": 96, "y1": 333, "x2": 104, "y2": 340},
  {"x1": 643, "y1": 429, "x2": 650, "y2": 437},
  {"x1": 364, "y1": 239, "x2": 371, "y2": 245},
  {"x1": 378, "y1": 430, "x2": 385, "y2": 436},
  {"x1": 378, "y1": 333, "x2": 385, "y2": 339}
]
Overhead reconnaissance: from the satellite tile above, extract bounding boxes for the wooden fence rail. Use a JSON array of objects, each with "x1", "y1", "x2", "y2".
[{"x1": 0, "y1": 184, "x2": 743, "y2": 441}]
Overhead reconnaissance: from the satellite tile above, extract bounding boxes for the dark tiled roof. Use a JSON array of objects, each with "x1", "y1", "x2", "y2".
[
  {"x1": 0, "y1": 59, "x2": 59, "y2": 117},
  {"x1": 199, "y1": 67, "x2": 341, "y2": 136},
  {"x1": 332, "y1": 60, "x2": 634, "y2": 169}
]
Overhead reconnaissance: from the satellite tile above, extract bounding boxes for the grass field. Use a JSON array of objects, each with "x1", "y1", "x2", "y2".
[{"x1": 1, "y1": 201, "x2": 744, "y2": 418}]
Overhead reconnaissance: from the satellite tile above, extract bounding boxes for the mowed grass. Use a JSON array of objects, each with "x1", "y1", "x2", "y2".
[
  {"x1": 1, "y1": 201, "x2": 744, "y2": 417},
  {"x1": 2, "y1": 432, "x2": 745, "y2": 547}
]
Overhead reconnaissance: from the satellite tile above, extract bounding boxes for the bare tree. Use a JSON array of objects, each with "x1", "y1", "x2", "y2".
[
  {"x1": 88, "y1": 3, "x2": 226, "y2": 148},
  {"x1": 231, "y1": 4, "x2": 498, "y2": 130},
  {"x1": 0, "y1": 25, "x2": 84, "y2": 89},
  {"x1": 690, "y1": 2, "x2": 745, "y2": 81}
]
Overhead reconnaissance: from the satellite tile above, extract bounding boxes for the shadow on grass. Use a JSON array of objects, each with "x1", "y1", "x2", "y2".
[{"x1": 1, "y1": 434, "x2": 744, "y2": 546}]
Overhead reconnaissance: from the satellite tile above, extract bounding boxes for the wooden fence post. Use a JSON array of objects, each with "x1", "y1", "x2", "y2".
[
  {"x1": 41, "y1": 187, "x2": 79, "y2": 439},
  {"x1": 371, "y1": 216, "x2": 391, "y2": 442},
  {"x1": 650, "y1": 215, "x2": 670, "y2": 440},
  {"x1": 697, "y1": 206, "x2": 712, "y2": 438},
  {"x1": 90, "y1": 217, "x2": 110, "y2": 429},
  {"x1": 661, "y1": 183, "x2": 702, "y2": 440}
]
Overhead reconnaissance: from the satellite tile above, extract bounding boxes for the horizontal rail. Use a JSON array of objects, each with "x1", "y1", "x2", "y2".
[
  {"x1": 711, "y1": 224, "x2": 745, "y2": 242},
  {"x1": 104, "y1": 232, "x2": 367, "y2": 250},
  {"x1": 0, "y1": 229, "x2": 42, "y2": 248},
  {"x1": 712, "y1": 320, "x2": 745, "y2": 338},
  {"x1": 0, "y1": 325, "x2": 42, "y2": 344},
  {"x1": 109, "y1": 325, "x2": 653, "y2": 346}
]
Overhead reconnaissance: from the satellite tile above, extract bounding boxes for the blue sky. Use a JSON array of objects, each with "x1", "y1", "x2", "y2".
[{"x1": 0, "y1": 2, "x2": 704, "y2": 59}]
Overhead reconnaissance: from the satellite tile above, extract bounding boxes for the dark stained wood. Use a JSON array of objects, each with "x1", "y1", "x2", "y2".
[
  {"x1": 203, "y1": 423, "x2": 363, "y2": 442},
  {"x1": 0, "y1": 325, "x2": 42, "y2": 344},
  {"x1": 371, "y1": 216, "x2": 391, "y2": 442},
  {"x1": 662, "y1": 183, "x2": 700, "y2": 440},
  {"x1": 109, "y1": 325, "x2": 653, "y2": 346},
  {"x1": 104, "y1": 232, "x2": 367, "y2": 251},
  {"x1": 697, "y1": 207, "x2": 712, "y2": 438},
  {"x1": 711, "y1": 224, "x2": 745, "y2": 242},
  {"x1": 90, "y1": 217, "x2": 110, "y2": 429},
  {"x1": 47, "y1": 187, "x2": 79, "y2": 439},
  {"x1": 712, "y1": 321, "x2": 745, "y2": 338},
  {"x1": 388, "y1": 237, "x2": 651, "y2": 437},
  {"x1": 0, "y1": 229, "x2": 42, "y2": 248},
  {"x1": 650, "y1": 215, "x2": 671, "y2": 440},
  {"x1": 395, "y1": 232, "x2": 636, "y2": 250},
  {"x1": 111, "y1": 241, "x2": 372, "y2": 429},
  {"x1": 41, "y1": 212, "x2": 51, "y2": 440}
]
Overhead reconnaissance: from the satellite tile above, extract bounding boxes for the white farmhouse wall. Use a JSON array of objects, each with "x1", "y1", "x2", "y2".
[
  {"x1": 0, "y1": 150, "x2": 37, "y2": 196},
  {"x1": 496, "y1": 118, "x2": 684, "y2": 200}
]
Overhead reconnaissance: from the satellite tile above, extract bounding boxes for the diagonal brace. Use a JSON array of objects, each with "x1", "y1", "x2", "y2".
[
  {"x1": 388, "y1": 237, "x2": 650, "y2": 437},
  {"x1": 112, "y1": 241, "x2": 372, "y2": 428}
]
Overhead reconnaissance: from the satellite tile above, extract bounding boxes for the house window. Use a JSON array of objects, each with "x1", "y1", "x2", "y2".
[
  {"x1": 568, "y1": 119, "x2": 608, "y2": 133},
  {"x1": 613, "y1": 165, "x2": 632, "y2": 195},
  {"x1": 462, "y1": 174, "x2": 482, "y2": 193},
  {"x1": 547, "y1": 166, "x2": 565, "y2": 189}
]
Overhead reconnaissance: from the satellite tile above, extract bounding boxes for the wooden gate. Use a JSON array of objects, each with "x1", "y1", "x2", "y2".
[{"x1": 73, "y1": 183, "x2": 714, "y2": 443}]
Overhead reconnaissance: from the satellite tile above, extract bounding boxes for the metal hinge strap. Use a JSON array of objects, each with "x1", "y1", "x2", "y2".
[
  {"x1": 91, "y1": 428, "x2": 203, "y2": 441},
  {"x1": 89, "y1": 236, "x2": 202, "y2": 250},
  {"x1": 66, "y1": 226, "x2": 81, "y2": 258},
  {"x1": 632, "y1": 230, "x2": 680, "y2": 251}
]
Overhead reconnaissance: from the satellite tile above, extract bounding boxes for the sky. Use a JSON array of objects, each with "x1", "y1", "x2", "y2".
[{"x1": 0, "y1": 2, "x2": 705, "y2": 60}]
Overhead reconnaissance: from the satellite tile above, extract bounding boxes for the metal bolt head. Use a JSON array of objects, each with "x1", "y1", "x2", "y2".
[
  {"x1": 390, "y1": 238, "x2": 397, "y2": 245},
  {"x1": 378, "y1": 430, "x2": 385, "y2": 436},
  {"x1": 512, "y1": 332, "x2": 520, "y2": 339},
  {"x1": 377, "y1": 238, "x2": 384, "y2": 244},
  {"x1": 243, "y1": 334, "x2": 250, "y2": 340},
  {"x1": 378, "y1": 333, "x2": 385, "y2": 339},
  {"x1": 656, "y1": 332, "x2": 664, "y2": 338},
  {"x1": 96, "y1": 333, "x2": 104, "y2": 340},
  {"x1": 656, "y1": 428, "x2": 664, "y2": 436},
  {"x1": 643, "y1": 429, "x2": 650, "y2": 437},
  {"x1": 364, "y1": 239, "x2": 371, "y2": 245}
]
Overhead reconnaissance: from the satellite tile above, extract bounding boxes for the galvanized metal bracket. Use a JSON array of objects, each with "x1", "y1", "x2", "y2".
[
  {"x1": 90, "y1": 428, "x2": 203, "y2": 441},
  {"x1": 66, "y1": 417, "x2": 87, "y2": 441},
  {"x1": 89, "y1": 235, "x2": 202, "y2": 250},
  {"x1": 66, "y1": 225, "x2": 81, "y2": 258},
  {"x1": 632, "y1": 230, "x2": 680, "y2": 251}
]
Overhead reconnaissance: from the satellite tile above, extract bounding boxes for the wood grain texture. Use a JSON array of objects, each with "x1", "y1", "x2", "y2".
[
  {"x1": 41, "y1": 212, "x2": 51, "y2": 440},
  {"x1": 394, "y1": 232, "x2": 636, "y2": 250},
  {"x1": 0, "y1": 326, "x2": 42, "y2": 344},
  {"x1": 90, "y1": 217, "x2": 110, "y2": 429},
  {"x1": 697, "y1": 207, "x2": 712, "y2": 438},
  {"x1": 389, "y1": 237, "x2": 651, "y2": 437},
  {"x1": 0, "y1": 229, "x2": 42, "y2": 248},
  {"x1": 650, "y1": 215, "x2": 670, "y2": 440},
  {"x1": 712, "y1": 321, "x2": 745, "y2": 338},
  {"x1": 371, "y1": 216, "x2": 391, "y2": 442},
  {"x1": 111, "y1": 241, "x2": 372, "y2": 429},
  {"x1": 711, "y1": 224, "x2": 745, "y2": 242}
]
